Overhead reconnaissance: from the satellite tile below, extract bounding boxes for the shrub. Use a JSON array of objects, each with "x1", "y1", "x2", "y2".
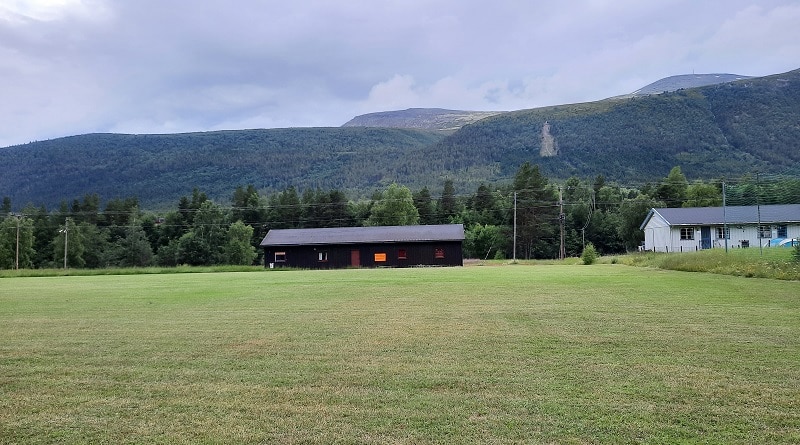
[
  {"x1": 581, "y1": 243, "x2": 598, "y2": 265},
  {"x1": 793, "y1": 241, "x2": 800, "y2": 263}
]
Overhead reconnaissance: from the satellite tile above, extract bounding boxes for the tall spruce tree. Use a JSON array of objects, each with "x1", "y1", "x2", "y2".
[
  {"x1": 656, "y1": 166, "x2": 689, "y2": 207},
  {"x1": 513, "y1": 162, "x2": 558, "y2": 259},
  {"x1": 437, "y1": 179, "x2": 459, "y2": 223},
  {"x1": 413, "y1": 187, "x2": 437, "y2": 225}
]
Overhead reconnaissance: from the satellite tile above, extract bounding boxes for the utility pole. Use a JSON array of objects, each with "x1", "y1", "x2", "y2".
[
  {"x1": 513, "y1": 192, "x2": 517, "y2": 262},
  {"x1": 558, "y1": 186, "x2": 565, "y2": 260},
  {"x1": 15, "y1": 214, "x2": 20, "y2": 270},
  {"x1": 722, "y1": 181, "x2": 728, "y2": 253},
  {"x1": 756, "y1": 173, "x2": 763, "y2": 256},
  {"x1": 61, "y1": 217, "x2": 70, "y2": 269}
]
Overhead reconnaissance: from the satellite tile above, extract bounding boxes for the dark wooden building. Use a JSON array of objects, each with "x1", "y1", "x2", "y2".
[{"x1": 260, "y1": 224, "x2": 464, "y2": 269}]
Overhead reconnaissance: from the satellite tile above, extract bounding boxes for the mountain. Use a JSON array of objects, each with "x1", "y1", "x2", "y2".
[
  {"x1": 342, "y1": 108, "x2": 503, "y2": 131},
  {"x1": 409, "y1": 68, "x2": 800, "y2": 191},
  {"x1": 0, "y1": 128, "x2": 447, "y2": 209},
  {"x1": 2, "y1": 69, "x2": 798, "y2": 210},
  {"x1": 631, "y1": 73, "x2": 753, "y2": 95},
  {"x1": 341, "y1": 74, "x2": 751, "y2": 131}
]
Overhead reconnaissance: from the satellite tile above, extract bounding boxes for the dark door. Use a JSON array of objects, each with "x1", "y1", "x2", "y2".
[
  {"x1": 700, "y1": 226, "x2": 712, "y2": 249},
  {"x1": 350, "y1": 250, "x2": 360, "y2": 267}
]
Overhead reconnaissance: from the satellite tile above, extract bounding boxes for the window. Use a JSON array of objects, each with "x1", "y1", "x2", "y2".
[
  {"x1": 434, "y1": 248, "x2": 445, "y2": 259},
  {"x1": 758, "y1": 225, "x2": 772, "y2": 239},
  {"x1": 777, "y1": 225, "x2": 788, "y2": 238},
  {"x1": 374, "y1": 253, "x2": 387, "y2": 262},
  {"x1": 679, "y1": 228, "x2": 694, "y2": 240},
  {"x1": 716, "y1": 227, "x2": 730, "y2": 239},
  {"x1": 398, "y1": 249, "x2": 407, "y2": 260},
  {"x1": 318, "y1": 251, "x2": 328, "y2": 262},
  {"x1": 274, "y1": 252, "x2": 286, "y2": 262}
]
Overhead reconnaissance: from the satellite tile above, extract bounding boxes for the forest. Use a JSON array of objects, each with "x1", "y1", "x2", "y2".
[
  {"x1": 1, "y1": 69, "x2": 799, "y2": 211},
  {"x1": 3, "y1": 164, "x2": 798, "y2": 270}
]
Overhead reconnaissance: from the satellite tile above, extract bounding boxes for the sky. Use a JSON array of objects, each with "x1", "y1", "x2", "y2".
[{"x1": 1, "y1": 0, "x2": 799, "y2": 147}]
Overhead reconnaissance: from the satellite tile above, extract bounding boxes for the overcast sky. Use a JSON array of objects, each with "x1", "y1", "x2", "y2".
[{"x1": 1, "y1": 0, "x2": 799, "y2": 147}]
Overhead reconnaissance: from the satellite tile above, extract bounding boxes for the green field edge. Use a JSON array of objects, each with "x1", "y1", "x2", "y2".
[{"x1": 2, "y1": 248, "x2": 799, "y2": 280}]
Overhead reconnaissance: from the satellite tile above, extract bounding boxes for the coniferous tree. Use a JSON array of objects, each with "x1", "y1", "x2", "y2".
[
  {"x1": 231, "y1": 185, "x2": 266, "y2": 227},
  {"x1": 437, "y1": 179, "x2": 459, "y2": 223},
  {"x1": 267, "y1": 187, "x2": 301, "y2": 229},
  {"x1": 2, "y1": 197, "x2": 12, "y2": 215},
  {"x1": 413, "y1": 187, "x2": 437, "y2": 225},
  {"x1": 618, "y1": 194, "x2": 659, "y2": 251},
  {"x1": 656, "y1": 166, "x2": 689, "y2": 207},
  {"x1": 513, "y1": 162, "x2": 558, "y2": 259},
  {"x1": 115, "y1": 223, "x2": 154, "y2": 267},
  {"x1": 23, "y1": 204, "x2": 54, "y2": 269},
  {"x1": 321, "y1": 189, "x2": 353, "y2": 228}
]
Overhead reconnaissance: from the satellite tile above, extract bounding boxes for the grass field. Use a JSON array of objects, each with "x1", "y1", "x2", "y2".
[
  {"x1": 1, "y1": 265, "x2": 799, "y2": 444},
  {"x1": 608, "y1": 247, "x2": 800, "y2": 281}
]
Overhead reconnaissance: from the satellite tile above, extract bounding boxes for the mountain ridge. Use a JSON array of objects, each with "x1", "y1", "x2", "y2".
[
  {"x1": 1, "y1": 68, "x2": 798, "y2": 210},
  {"x1": 340, "y1": 72, "x2": 754, "y2": 131},
  {"x1": 341, "y1": 108, "x2": 503, "y2": 131},
  {"x1": 631, "y1": 73, "x2": 752, "y2": 95}
]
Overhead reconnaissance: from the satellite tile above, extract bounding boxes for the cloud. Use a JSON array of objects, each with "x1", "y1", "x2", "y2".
[
  {"x1": 1, "y1": 0, "x2": 799, "y2": 147},
  {"x1": 0, "y1": 0, "x2": 109, "y2": 24},
  {"x1": 702, "y1": 3, "x2": 800, "y2": 73}
]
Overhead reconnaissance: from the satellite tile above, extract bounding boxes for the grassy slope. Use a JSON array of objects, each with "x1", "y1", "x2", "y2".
[
  {"x1": 609, "y1": 247, "x2": 800, "y2": 281},
  {"x1": 1, "y1": 266, "x2": 798, "y2": 444}
]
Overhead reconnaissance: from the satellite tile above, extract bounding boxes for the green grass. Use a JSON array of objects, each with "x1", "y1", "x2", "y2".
[
  {"x1": 1, "y1": 266, "x2": 799, "y2": 444},
  {"x1": 0, "y1": 264, "x2": 266, "y2": 279},
  {"x1": 607, "y1": 247, "x2": 800, "y2": 281}
]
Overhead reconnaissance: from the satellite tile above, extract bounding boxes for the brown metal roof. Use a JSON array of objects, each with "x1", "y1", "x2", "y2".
[{"x1": 260, "y1": 224, "x2": 465, "y2": 247}]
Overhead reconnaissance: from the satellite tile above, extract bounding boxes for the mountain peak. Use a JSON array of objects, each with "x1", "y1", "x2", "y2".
[
  {"x1": 342, "y1": 108, "x2": 503, "y2": 131},
  {"x1": 631, "y1": 73, "x2": 752, "y2": 96}
]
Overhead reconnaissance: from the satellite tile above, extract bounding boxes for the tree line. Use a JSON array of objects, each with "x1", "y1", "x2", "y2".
[{"x1": 2, "y1": 164, "x2": 798, "y2": 269}]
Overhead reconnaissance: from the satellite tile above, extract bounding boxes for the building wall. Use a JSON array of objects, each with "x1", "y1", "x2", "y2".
[
  {"x1": 644, "y1": 222, "x2": 799, "y2": 252},
  {"x1": 643, "y1": 214, "x2": 671, "y2": 252},
  {"x1": 264, "y1": 241, "x2": 463, "y2": 269}
]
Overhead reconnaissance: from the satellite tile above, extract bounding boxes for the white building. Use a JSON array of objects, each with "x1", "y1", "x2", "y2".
[{"x1": 640, "y1": 204, "x2": 800, "y2": 252}]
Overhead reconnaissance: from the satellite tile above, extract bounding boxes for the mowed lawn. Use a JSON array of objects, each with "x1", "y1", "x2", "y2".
[{"x1": 1, "y1": 266, "x2": 798, "y2": 444}]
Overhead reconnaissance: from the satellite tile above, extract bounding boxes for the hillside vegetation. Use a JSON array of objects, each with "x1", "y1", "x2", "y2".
[
  {"x1": 1, "y1": 69, "x2": 798, "y2": 209},
  {"x1": 1, "y1": 128, "x2": 445, "y2": 208},
  {"x1": 417, "y1": 68, "x2": 800, "y2": 192}
]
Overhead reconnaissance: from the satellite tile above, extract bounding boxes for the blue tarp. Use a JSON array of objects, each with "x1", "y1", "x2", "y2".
[{"x1": 768, "y1": 238, "x2": 799, "y2": 247}]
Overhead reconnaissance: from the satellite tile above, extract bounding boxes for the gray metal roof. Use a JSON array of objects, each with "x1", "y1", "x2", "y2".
[
  {"x1": 260, "y1": 224, "x2": 465, "y2": 247},
  {"x1": 641, "y1": 204, "x2": 800, "y2": 229}
]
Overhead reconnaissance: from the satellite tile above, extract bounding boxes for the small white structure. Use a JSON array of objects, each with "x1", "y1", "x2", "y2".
[{"x1": 640, "y1": 204, "x2": 800, "y2": 252}]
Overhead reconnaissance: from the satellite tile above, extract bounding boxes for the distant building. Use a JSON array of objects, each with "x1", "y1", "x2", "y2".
[
  {"x1": 260, "y1": 224, "x2": 464, "y2": 269},
  {"x1": 640, "y1": 204, "x2": 800, "y2": 252}
]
